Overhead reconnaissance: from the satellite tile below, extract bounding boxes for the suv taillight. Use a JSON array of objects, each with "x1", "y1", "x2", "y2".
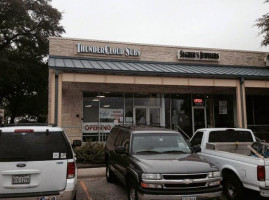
[
  {"x1": 257, "y1": 166, "x2": 265, "y2": 181},
  {"x1": 67, "y1": 162, "x2": 75, "y2": 179}
]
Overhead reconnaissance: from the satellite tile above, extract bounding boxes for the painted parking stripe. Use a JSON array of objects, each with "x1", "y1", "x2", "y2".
[{"x1": 80, "y1": 180, "x2": 93, "y2": 200}]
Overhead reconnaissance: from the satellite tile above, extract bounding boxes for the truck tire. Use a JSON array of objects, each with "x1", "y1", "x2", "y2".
[
  {"x1": 106, "y1": 163, "x2": 115, "y2": 183},
  {"x1": 128, "y1": 180, "x2": 138, "y2": 200},
  {"x1": 223, "y1": 173, "x2": 244, "y2": 200}
]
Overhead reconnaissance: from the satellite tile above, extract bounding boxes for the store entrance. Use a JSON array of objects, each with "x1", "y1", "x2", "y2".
[
  {"x1": 192, "y1": 107, "x2": 207, "y2": 133},
  {"x1": 134, "y1": 106, "x2": 161, "y2": 126}
]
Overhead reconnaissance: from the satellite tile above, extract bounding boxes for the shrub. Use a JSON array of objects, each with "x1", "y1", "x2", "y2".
[{"x1": 74, "y1": 142, "x2": 105, "y2": 164}]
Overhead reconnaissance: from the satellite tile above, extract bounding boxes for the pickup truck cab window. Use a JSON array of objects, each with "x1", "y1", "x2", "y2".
[
  {"x1": 191, "y1": 131, "x2": 204, "y2": 147},
  {"x1": 131, "y1": 133, "x2": 191, "y2": 154},
  {"x1": 209, "y1": 130, "x2": 254, "y2": 142}
]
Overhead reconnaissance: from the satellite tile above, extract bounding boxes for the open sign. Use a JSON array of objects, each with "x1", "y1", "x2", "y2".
[{"x1": 193, "y1": 98, "x2": 204, "y2": 106}]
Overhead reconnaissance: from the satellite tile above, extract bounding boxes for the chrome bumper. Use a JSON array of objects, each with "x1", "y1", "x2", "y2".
[
  {"x1": 137, "y1": 191, "x2": 222, "y2": 200},
  {"x1": 0, "y1": 189, "x2": 76, "y2": 200},
  {"x1": 260, "y1": 187, "x2": 269, "y2": 197}
]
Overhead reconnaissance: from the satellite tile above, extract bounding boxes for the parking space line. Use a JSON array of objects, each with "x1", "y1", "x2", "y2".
[{"x1": 80, "y1": 180, "x2": 93, "y2": 200}]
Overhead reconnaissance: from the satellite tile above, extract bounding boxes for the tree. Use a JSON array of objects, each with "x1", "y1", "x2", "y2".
[
  {"x1": 0, "y1": 0, "x2": 65, "y2": 123},
  {"x1": 257, "y1": 0, "x2": 269, "y2": 46}
]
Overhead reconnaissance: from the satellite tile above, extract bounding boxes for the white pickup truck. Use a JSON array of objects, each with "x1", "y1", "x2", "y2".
[{"x1": 190, "y1": 128, "x2": 269, "y2": 200}]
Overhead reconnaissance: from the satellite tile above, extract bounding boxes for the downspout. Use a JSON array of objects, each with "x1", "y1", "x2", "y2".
[
  {"x1": 54, "y1": 70, "x2": 59, "y2": 126},
  {"x1": 240, "y1": 77, "x2": 245, "y2": 128}
]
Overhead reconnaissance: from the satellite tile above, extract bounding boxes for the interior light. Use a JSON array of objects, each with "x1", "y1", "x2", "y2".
[
  {"x1": 97, "y1": 95, "x2": 105, "y2": 98},
  {"x1": 103, "y1": 105, "x2": 110, "y2": 108},
  {"x1": 85, "y1": 105, "x2": 92, "y2": 108},
  {"x1": 92, "y1": 99, "x2": 99, "y2": 102}
]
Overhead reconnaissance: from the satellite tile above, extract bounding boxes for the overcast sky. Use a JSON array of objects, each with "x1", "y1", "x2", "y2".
[{"x1": 51, "y1": 0, "x2": 269, "y2": 52}]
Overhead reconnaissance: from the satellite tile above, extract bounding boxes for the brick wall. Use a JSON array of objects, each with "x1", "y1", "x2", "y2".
[{"x1": 49, "y1": 37, "x2": 266, "y2": 67}]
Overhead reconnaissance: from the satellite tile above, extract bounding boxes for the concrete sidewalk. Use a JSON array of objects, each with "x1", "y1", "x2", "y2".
[{"x1": 78, "y1": 167, "x2": 106, "y2": 178}]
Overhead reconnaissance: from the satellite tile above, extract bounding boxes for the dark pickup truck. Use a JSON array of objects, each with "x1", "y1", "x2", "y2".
[{"x1": 105, "y1": 126, "x2": 222, "y2": 200}]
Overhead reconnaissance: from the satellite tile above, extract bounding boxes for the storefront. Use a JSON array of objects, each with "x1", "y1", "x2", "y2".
[{"x1": 48, "y1": 37, "x2": 269, "y2": 142}]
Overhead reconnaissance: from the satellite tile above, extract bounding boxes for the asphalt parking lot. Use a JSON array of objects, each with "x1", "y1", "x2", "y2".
[{"x1": 77, "y1": 168, "x2": 266, "y2": 200}]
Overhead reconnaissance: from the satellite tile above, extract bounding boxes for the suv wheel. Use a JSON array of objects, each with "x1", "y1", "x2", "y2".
[
  {"x1": 128, "y1": 181, "x2": 138, "y2": 200},
  {"x1": 106, "y1": 163, "x2": 115, "y2": 183},
  {"x1": 223, "y1": 173, "x2": 244, "y2": 200}
]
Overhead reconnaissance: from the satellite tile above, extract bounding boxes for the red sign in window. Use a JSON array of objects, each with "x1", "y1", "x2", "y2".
[
  {"x1": 193, "y1": 98, "x2": 204, "y2": 106},
  {"x1": 194, "y1": 99, "x2": 203, "y2": 103}
]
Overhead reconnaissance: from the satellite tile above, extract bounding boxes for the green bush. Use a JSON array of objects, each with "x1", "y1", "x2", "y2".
[{"x1": 74, "y1": 142, "x2": 105, "y2": 164}]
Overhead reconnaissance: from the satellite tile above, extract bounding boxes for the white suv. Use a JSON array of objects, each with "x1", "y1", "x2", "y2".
[{"x1": 0, "y1": 126, "x2": 77, "y2": 200}]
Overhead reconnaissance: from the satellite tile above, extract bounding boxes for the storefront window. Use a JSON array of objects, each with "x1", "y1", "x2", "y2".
[
  {"x1": 247, "y1": 95, "x2": 269, "y2": 141},
  {"x1": 83, "y1": 92, "x2": 99, "y2": 142},
  {"x1": 213, "y1": 95, "x2": 234, "y2": 128},
  {"x1": 99, "y1": 92, "x2": 124, "y2": 141},
  {"x1": 125, "y1": 93, "x2": 133, "y2": 125},
  {"x1": 165, "y1": 94, "x2": 171, "y2": 129},
  {"x1": 171, "y1": 94, "x2": 192, "y2": 137},
  {"x1": 134, "y1": 93, "x2": 161, "y2": 106}
]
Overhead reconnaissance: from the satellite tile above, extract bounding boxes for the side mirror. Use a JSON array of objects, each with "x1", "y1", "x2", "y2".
[
  {"x1": 192, "y1": 145, "x2": 201, "y2": 153},
  {"x1": 115, "y1": 146, "x2": 127, "y2": 154},
  {"x1": 72, "y1": 140, "x2": 82, "y2": 148}
]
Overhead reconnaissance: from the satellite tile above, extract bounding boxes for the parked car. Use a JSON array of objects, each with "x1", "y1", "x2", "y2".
[
  {"x1": 0, "y1": 126, "x2": 77, "y2": 200},
  {"x1": 190, "y1": 128, "x2": 269, "y2": 200},
  {"x1": 105, "y1": 126, "x2": 222, "y2": 200}
]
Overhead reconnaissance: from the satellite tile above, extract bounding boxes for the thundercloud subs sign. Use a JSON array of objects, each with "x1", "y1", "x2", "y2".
[
  {"x1": 178, "y1": 50, "x2": 220, "y2": 61},
  {"x1": 77, "y1": 43, "x2": 140, "y2": 57}
]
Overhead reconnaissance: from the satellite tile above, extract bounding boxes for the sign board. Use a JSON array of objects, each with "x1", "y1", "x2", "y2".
[
  {"x1": 83, "y1": 122, "x2": 114, "y2": 133},
  {"x1": 100, "y1": 108, "x2": 123, "y2": 120},
  {"x1": 178, "y1": 50, "x2": 220, "y2": 61},
  {"x1": 219, "y1": 100, "x2": 228, "y2": 115},
  {"x1": 77, "y1": 43, "x2": 141, "y2": 57},
  {"x1": 193, "y1": 98, "x2": 204, "y2": 106}
]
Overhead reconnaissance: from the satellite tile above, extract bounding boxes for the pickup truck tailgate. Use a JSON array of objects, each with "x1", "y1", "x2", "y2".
[{"x1": 264, "y1": 159, "x2": 269, "y2": 186}]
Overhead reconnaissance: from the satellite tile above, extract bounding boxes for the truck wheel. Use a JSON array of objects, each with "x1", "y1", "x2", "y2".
[
  {"x1": 106, "y1": 163, "x2": 115, "y2": 183},
  {"x1": 223, "y1": 173, "x2": 244, "y2": 200},
  {"x1": 128, "y1": 181, "x2": 138, "y2": 200}
]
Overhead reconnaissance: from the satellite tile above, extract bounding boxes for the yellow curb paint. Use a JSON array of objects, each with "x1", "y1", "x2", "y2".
[{"x1": 80, "y1": 180, "x2": 93, "y2": 200}]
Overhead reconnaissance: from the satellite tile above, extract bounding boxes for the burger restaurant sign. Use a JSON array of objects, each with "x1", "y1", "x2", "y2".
[{"x1": 77, "y1": 43, "x2": 141, "y2": 57}]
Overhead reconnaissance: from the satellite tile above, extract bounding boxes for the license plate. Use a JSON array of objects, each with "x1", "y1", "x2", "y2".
[
  {"x1": 182, "y1": 197, "x2": 196, "y2": 200},
  {"x1": 12, "y1": 175, "x2": 30, "y2": 184}
]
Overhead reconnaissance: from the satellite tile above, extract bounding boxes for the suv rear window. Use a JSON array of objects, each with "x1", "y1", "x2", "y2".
[
  {"x1": 209, "y1": 130, "x2": 254, "y2": 142},
  {"x1": 0, "y1": 131, "x2": 72, "y2": 161}
]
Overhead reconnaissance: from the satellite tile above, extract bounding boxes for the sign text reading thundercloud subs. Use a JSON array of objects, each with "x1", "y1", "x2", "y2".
[
  {"x1": 77, "y1": 43, "x2": 141, "y2": 57},
  {"x1": 178, "y1": 50, "x2": 220, "y2": 61}
]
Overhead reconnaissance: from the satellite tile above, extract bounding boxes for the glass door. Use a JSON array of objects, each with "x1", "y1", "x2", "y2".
[
  {"x1": 149, "y1": 107, "x2": 160, "y2": 126},
  {"x1": 135, "y1": 107, "x2": 147, "y2": 125},
  {"x1": 192, "y1": 107, "x2": 207, "y2": 133},
  {"x1": 134, "y1": 106, "x2": 161, "y2": 126}
]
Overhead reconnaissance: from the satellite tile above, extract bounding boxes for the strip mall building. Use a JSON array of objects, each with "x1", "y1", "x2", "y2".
[{"x1": 48, "y1": 37, "x2": 269, "y2": 142}]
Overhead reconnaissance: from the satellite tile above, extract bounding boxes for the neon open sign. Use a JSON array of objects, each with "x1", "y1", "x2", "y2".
[
  {"x1": 194, "y1": 99, "x2": 203, "y2": 103},
  {"x1": 193, "y1": 98, "x2": 204, "y2": 106}
]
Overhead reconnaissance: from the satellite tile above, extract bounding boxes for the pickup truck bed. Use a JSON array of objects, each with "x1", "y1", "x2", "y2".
[
  {"x1": 206, "y1": 142, "x2": 253, "y2": 155},
  {"x1": 190, "y1": 128, "x2": 269, "y2": 200}
]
